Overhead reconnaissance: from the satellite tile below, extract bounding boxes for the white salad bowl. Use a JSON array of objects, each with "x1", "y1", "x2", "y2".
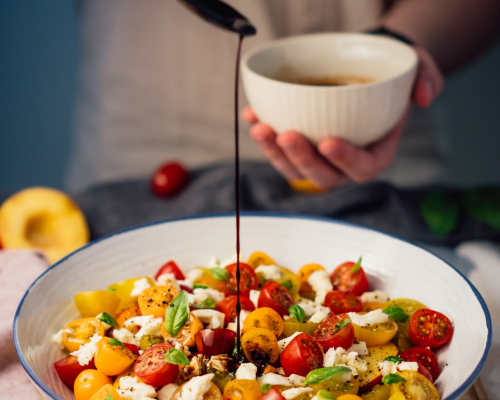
[{"x1": 14, "y1": 213, "x2": 491, "y2": 400}]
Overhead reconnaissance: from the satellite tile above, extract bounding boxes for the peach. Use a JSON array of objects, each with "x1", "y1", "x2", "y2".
[{"x1": 0, "y1": 187, "x2": 89, "y2": 263}]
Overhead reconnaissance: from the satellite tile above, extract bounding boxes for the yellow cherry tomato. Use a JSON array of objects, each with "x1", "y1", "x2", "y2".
[
  {"x1": 223, "y1": 380, "x2": 261, "y2": 400},
  {"x1": 298, "y1": 263, "x2": 325, "y2": 299},
  {"x1": 361, "y1": 384, "x2": 391, "y2": 400},
  {"x1": 89, "y1": 384, "x2": 121, "y2": 400},
  {"x1": 353, "y1": 320, "x2": 398, "y2": 346},
  {"x1": 171, "y1": 382, "x2": 222, "y2": 400},
  {"x1": 247, "y1": 251, "x2": 276, "y2": 269},
  {"x1": 138, "y1": 285, "x2": 178, "y2": 318},
  {"x1": 195, "y1": 267, "x2": 224, "y2": 290},
  {"x1": 161, "y1": 312, "x2": 203, "y2": 347},
  {"x1": 338, "y1": 395, "x2": 363, "y2": 400},
  {"x1": 389, "y1": 370, "x2": 439, "y2": 400},
  {"x1": 62, "y1": 318, "x2": 105, "y2": 353},
  {"x1": 242, "y1": 307, "x2": 283, "y2": 337},
  {"x1": 241, "y1": 328, "x2": 279, "y2": 366},
  {"x1": 358, "y1": 342, "x2": 398, "y2": 391},
  {"x1": 94, "y1": 337, "x2": 135, "y2": 376},
  {"x1": 108, "y1": 276, "x2": 155, "y2": 311},
  {"x1": 282, "y1": 319, "x2": 319, "y2": 337},
  {"x1": 74, "y1": 290, "x2": 120, "y2": 318},
  {"x1": 309, "y1": 378, "x2": 359, "y2": 398},
  {"x1": 116, "y1": 305, "x2": 142, "y2": 333},
  {"x1": 278, "y1": 266, "x2": 301, "y2": 298},
  {"x1": 74, "y1": 370, "x2": 112, "y2": 400}
]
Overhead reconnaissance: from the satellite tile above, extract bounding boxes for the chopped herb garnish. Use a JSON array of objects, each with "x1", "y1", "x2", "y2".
[
  {"x1": 193, "y1": 284, "x2": 210, "y2": 289},
  {"x1": 384, "y1": 355, "x2": 403, "y2": 363},
  {"x1": 289, "y1": 304, "x2": 305, "y2": 323},
  {"x1": 97, "y1": 312, "x2": 119, "y2": 328},
  {"x1": 104, "y1": 395, "x2": 113, "y2": 400},
  {"x1": 351, "y1": 257, "x2": 362, "y2": 274},
  {"x1": 190, "y1": 298, "x2": 216, "y2": 309},
  {"x1": 303, "y1": 366, "x2": 352, "y2": 386},
  {"x1": 107, "y1": 338, "x2": 124, "y2": 348},
  {"x1": 280, "y1": 280, "x2": 292, "y2": 290},
  {"x1": 382, "y1": 374, "x2": 406, "y2": 385},
  {"x1": 164, "y1": 348, "x2": 190, "y2": 365},
  {"x1": 260, "y1": 384, "x2": 271, "y2": 394},
  {"x1": 336, "y1": 318, "x2": 351, "y2": 330},
  {"x1": 210, "y1": 267, "x2": 229, "y2": 281},
  {"x1": 383, "y1": 306, "x2": 409, "y2": 322}
]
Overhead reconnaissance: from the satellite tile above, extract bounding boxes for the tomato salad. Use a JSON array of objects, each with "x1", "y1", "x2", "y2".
[{"x1": 51, "y1": 253, "x2": 453, "y2": 400}]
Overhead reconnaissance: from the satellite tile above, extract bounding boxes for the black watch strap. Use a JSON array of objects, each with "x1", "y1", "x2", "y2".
[{"x1": 366, "y1": 27, "x2": 415, "y2": 46}]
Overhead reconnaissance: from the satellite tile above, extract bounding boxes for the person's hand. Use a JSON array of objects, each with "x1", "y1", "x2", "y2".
[{"x1": 242, "y1": 46, "x2": 443, "y2": 191}]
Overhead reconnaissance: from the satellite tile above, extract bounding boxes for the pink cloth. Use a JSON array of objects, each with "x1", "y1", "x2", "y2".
[{"x1": 0, "y1": 250, "x2": 49, "y2": 399}]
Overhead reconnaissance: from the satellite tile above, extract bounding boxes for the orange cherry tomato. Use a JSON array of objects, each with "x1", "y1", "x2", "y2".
[
  {"x1": 62, "y1": 318, "x2": 105, "y2": 353},
  {"x1": 408, "y1": 309, "x2": 454, "y2": 348},
  {"x1": 94, "y1": 337, "x2": 135, "y2": 376},
  {"x1": 134, "y1": 343, "x2": 179, "y2": 387},
  {"x1": 258, "y1": 281, "x2": 294, "y2": 317},
  {"x1": 325, "y1": 291, "x2": 363, "y2": 314},
  {"x1": 138, "y1": 285, "x2": 178, "y2": 318},
  {"x1": 223, "y1": 380, "x2": 261, "y2": 400},
  {"x1": 161, "y1": 312, "x2": 203, "y2": 347},
  {"x1": 241, "y1": 328, "x2": 279, "y2": 366},
  {"x1": 280, "y1": 333, "x2": 323, "y2": 376},
  {"x1": 242, "y1": 307, "x2": 284, "y2": 338},
  {"x1": 74, "y1": 370, "x2": 112, "y2": 400},
  {"x1": 216, "y1": 295, "x2": 255, "y2": 324},
  {"x1": 54, "y1": 356, "x2": 96, "y2": 388},
  {"x1": 298, "y1": 263, "x2": 325, "y2": 298},
  {"x1": 116, "y1": 305, "x2": 142, "y2": 333},
  {"x1": 220, "y1": 263, "x2": 258, "y2": 297},
  {"x1": 330, "y1": 261, "x2": 369, "y2": 296},
  {"x1": 314, "y1": 313, "x2": 354, "y2": 351},
  {"x1": 89, "y1": 384, "x2": 120, "y2": 400},
  {"x1": 247, "y1": 251, "x2": 276, "y2": 269}
]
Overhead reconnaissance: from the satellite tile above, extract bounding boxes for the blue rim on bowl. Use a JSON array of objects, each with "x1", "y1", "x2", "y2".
[{"x1": 13, "y1": 212, "x2": 492, "y2": 400}]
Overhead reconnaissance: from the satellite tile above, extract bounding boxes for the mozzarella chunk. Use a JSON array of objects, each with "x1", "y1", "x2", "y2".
[
  {"x1": 378, "y1": 361, "x2": 419, "y2": 376},
  {"x1": 323, "y1": 347, "x2": 367, "y2": 376},
  {"x1": 257, "y1": 373, "x2": 294, "y2": 387},
  {"x1": 296, "y1": 297, "x2": 316, "y2": 316},
  {"x1": 178, "y1": 279, "x2": 193, "y2": 289},
  {"x1": 281, "y1": 388, "x2": 313, "y2": 399},
  {"x1": 70, "y1": 333, "x2": 102, "y2": 366},
  {"x1": 249, "y1": 290, "x2": 260, "y2": 308},
  {"x1": 236, "y1": 363, "x2": 257, "y2": 380},
  {"x1": 117, "y1": 376, "x2": 156, "y2": 400},
  {"x1": 278, "y1": 332, "x2": 302, "y2": 353},
  {"x1": 288, "y1": 374, "x2": 306, "y2": 385},
  {"x1": 192, "y1": 309, "x2": 225, "y2": 329},
  {"x1": 307, "y1": 270, "x2": 333, "y2": 305},
  {"x1": 348, "y1": 341, "x2": 369, "y2": 356},
  {"x1": 157, "y1": 383, "x2": 179, "y2": 400},
  {"x1": 226, "y1": 310, "x2": 250, "y2": 332},
  {"x1": 193, "y1": 288, "x2": 225, "y2": 303},
  {"x1": 174, "y1": 342, "x2": 192, "y2": 356},
  {"x1": 113, "y1": 328, "x2": 140, "y2": 347},
  {"x1": 176, "y1": 373, "x2": 215, "y2": 400},
  {"x1": 347, "y1": 309, "x2": 389, "y2": 327},
  {"x1": 360, "y1": 290, "x2": 390, "y2": 304},
  {"x1": 255, "y1": 265, "x2": 282, "y2": 280},
  {"x1": 309, "y1": 307, "x2": 329, "y2": 323},
  {"x1": 130, "y1": 277, "x2": 151, "y2": 297},
  {"x1": 125, "y1": 315, "x2": 163, "y2": 339},
  {"x1": 156, "y1": 273, "x2": 181, "y2": 291}
]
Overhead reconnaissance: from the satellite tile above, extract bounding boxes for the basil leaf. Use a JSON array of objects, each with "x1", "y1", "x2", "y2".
[
  {"x1": 336, "y1": 318, "x2": 351, "y2": 330},
  {"x1": 317, "y1": 390, "x2": 336, "y2": 400},
  {"x1": 463, "y1": 187, "x2": 500, "y2": 231},
  {"x1": 164, "y1": 348, "x2": 190, "y2": 365},
  {"x1": 420, "y1": 190, "x2": 459, "y2": 237},
  {"x1": 97, "y1": 312, "x2": 119, "y2": 328},
  {"x1": 350, "y1": 256, "x2": 362, "y2": 274},
  {"x1": 190, "y1": 298, "x2": 216, "y2": 309},
  {"x1": 107, "y1": 338, "x2": 124, "y2": 348},
  {"x1": 260, "y1": 384, "x2": 271, "y2": 394},
  {"x1": 107, "y1": 288, "x2": 116, "y2": 293},
  {"x1": 303, "y1": 366, "x2": 352, "y2": 386},
  {"x1": 384, "y1": 355, "x2": 403, "y2": 363},
  {"x1": 193, "y1": 284, "x2": 209, "y2": 289},
  {"x1": 383, "y1": 306, "x2": 409, "y2": 322},
  {"x1": 104, "y1": 395, "x2": 113, "y2": 400},
  {"x1": 289, "y1": 304, "x2": 305, "y2": 323},
  {"x1": 211, "y1": 267, "x2": 229, "y2": 281},
  {"x1": 165, "y1": 291, "x2": 189, "y2": 336},
  {"x1": 280, "y1": 280, "x2": 292, "y2": 290},
  {"x1": 382, "y1": 374, "x2": 406, "y2": 385}
]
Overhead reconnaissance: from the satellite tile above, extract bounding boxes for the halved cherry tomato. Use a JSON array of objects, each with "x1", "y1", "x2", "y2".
[
  {"x1": 89, "y1": 384, "x2": 121, "y2": 400},
  {"x1": 282, "y1": 320, "x2": 319, "y2": 337},
  {"x1": 357, "y1": 342, "x2": 398, "y2": 392},
  {"x1": 172, "y1": 381, "x2": 222, "y2": 400},
  {"x1": 53, "y1": 356, "x2": 96, "y2": 388},
  {"x1": 134, "y1": 343, "x2": 179, "y2": 387},
  {"x1": 124, "y1": 343, "x2": 141, "y2": 356},
  {"x1": 325, "y1": 291, "x2": 363, "y2": 314},
  {"x1": 94, "y1": 337, "x2": 135, "y2": 376},
  {"x1": 400, "y1": 347, "x2": 440, "y2": 381},
  {"x1": 280, "y1": 333, "x2": 324, "y2": 376},
  {"x1": 108, "y1": 276, "x2": 155, "y2": 311},
  {"x1": 151, "y1": 161, "x2": 189, "y2": 197},
  {"x1": 408, "y1": 309, "x2": 454, "y2": 348},
  {"x1": 221, "y1": 263, "x2": 258, "y2": 296},
  {"x1": 216, "y1": 295, "x2": 255, "y2": 324},
  {"x1": 314, "y1": 313, "x2": 355, "y2": 351},
  {"x1": 330, "y1": 261, "x2": 369, "y2": 296},
  {"x1": 337, "y1": 396, "x2": 363, "y2": 400},
  {"x1": 358, "y1": 384, "x2": 390, "y2": 400},
  {"x1": 352, "y1": 318, "x2": 398, "y2": 347},
  {"x1": 308, "y1": 378, "x2": 359, "y2": 398},
  {"x1": 161, "y1": 312, "x2": 203, "y2": 347},
  {"x1": 247, "y1": 251, "x2": 276, "y2": 269},
  {"x1": 258, "y1": 281, "x2": 294, "y2": 317},
  {"x1": 242, "y1": 307, "x2": 284, "y2": 337},
  {"x1": 196, "y1": 328, "x2": 237, "y2": 357},
  {"x1": 298, "y1": 263, "x2": 326, "y2": 299},
  {"x1": 362, "y1": 301, "x2": 383, "y2": 312},
  {"x1": 260, "y1": 387, "x2": 286, "y2": 400},
  {"x1": 155, "y1": 260, "x2": 185, "y2": 280},
  {"x1": 389, "y1": 370, "x2": 439, "y2": 400},
  {"x1": 74, "y1": 290, "x2": 120, "y2": 318},
  {"x1": 241, "y1": 328, "x2": 279, "y2": 366},
  {"x1": 222, "y1": 379, "x2": 261, "y2": 400},
  {"x1": 62, "y1": 318, "x2": 105, "y2": 353},
  {"x1": 116, "y1": 305, "x2": 142, "y2": 333},
  {"x1": 74, "y1": 369, "x2": 112, "y2": 400},
  {"x1": 138, "y1": 285, "x2": 178, "y2": 318}
]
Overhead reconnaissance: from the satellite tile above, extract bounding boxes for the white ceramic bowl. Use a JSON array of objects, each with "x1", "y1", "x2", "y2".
[
  {"x1": 15, "y1": 214, "x2": 490, "y2": 400},
  {"x1": 242, "y1": 33, "x2": 418, "y2": 146}
]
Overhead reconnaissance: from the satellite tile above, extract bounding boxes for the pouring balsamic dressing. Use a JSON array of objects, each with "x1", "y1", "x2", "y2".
[{"x1": 177, "y1": 0, "x2": 256, "y2": 361}]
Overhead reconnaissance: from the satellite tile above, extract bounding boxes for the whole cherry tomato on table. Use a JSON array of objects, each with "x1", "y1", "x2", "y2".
[
  {"x1": 53, "y1": 356, "x2": 96, "y2": 388},
  {"x1": 151, "y1": 161, "x2": 189, "y2": 197},
  {"x1": 314, "y1": 312, "x2": 355, "y2": 351},
  {"x1": 408, "y1": 309, "x2": 454, "y2": 348},
  {"x1": 330, "y1": 260, "x2": 369, "y2": 296},
  {"x1": 280, "y1": 333, "x2": 324, "y2": 376},
  {"x1": 155, "y1": 260, "x2": 185, "y2": 280},
  {"x1": 221, "y1": 262, "x2": 258, "y2": 296},
  {"x1": 258, "y1": 281, "x2": 294, "y2": 317},
  {"x1": 216, "y1": 295, "x2": 255, "y2": 324},
  {"x1": 400, "y1": 346, "x2": 440, "y2": 381},
  {"x1": 134, "y1": 343, "x2": 179, "y2": 387},
  {"x1": 325, "y1": 291, "x2": 363, "y2": 314}
]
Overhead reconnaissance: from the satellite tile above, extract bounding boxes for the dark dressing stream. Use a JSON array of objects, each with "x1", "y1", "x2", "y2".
[{"x1": 177, "y1": 0, "x2": 256, "y2": 361}]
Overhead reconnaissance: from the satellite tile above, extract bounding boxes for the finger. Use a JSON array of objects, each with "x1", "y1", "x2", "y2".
[
  {"x1": 241, "y1": 106, "x2": 259, "y2": 124},
  {"x1": 250, "y1": 123, "x2": 303, "y2": 181},
  {"x1": 318, "y1": 108, "x2": 410, "y2": 183},
  {"x1": 412, "y1": 47, "x2": 444, "y2": 108},
  {"x1": 276, "y1": 131, "x2": 348, "y2": 188}
]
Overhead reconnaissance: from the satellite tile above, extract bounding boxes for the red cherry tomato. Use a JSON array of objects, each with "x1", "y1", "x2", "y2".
[
  {"x1": 314, "y1": 313, "x2": 355, "y2": 351},
  {"x1": 53, "y1": 356, "x2": 96, "y2": 388},
  {"x1": 324, "y1": 291, "x2": 363, "y2": 314},
  {"x1": 258, "y1": 281, "x2": 294, "y2": 317},
  {"x1": 400, "y1": 347, "x2": 440, "y2": 381},
  {"x1": 408, "y1": 309, "x2": 454, "y2": 348},
  {"x1": 221, "y1": 263, "x2": 258, "y2": 297},
  {"x1": 330, "y1": 261, "x2": 369, "y2": 296},
  {"x1": 196, "y1": 328, "x2": 237, "y2": 357},
  {"x1": 155, "y1": 260, "x2": 185, "y2": 281},
  {"x1": 151, "y1": 161, "x2": 189, "y2": 197},
  {"x1": 280, "y1": 333, "x2": 324, "y2": 377},
  {"x1": 261, "y1": 387, "x2": 286, "y2": 400},
  {"x1": 134, "y1": 343, "x2": 179, "y2": 386},
  {"x1": 123, "y1": 343, "x2": 141, "y2": 356},
  {"x1": 216, "y1": 295, "x2": 255, "y2": 324}
]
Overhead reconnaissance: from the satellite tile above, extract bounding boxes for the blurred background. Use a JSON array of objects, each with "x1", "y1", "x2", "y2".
[{"x1": 1, "y1": 1, "x2": 499, "y2": 194}]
